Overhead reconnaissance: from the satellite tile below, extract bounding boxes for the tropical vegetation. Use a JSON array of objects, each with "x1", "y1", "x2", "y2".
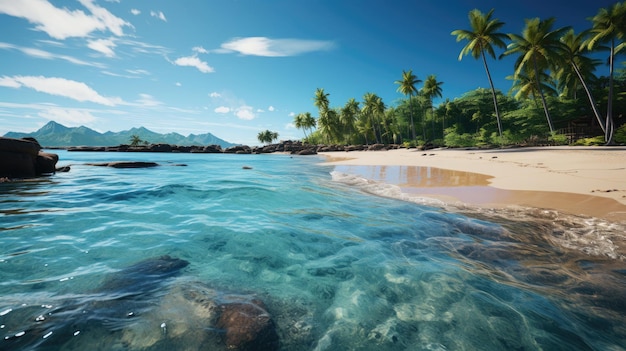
[
  {"x1": 292, "y1": 2, "x2": 626, "y2": 148},
  {"x1": 257, "y1": 130, "x2": 279, "y2": 144}
]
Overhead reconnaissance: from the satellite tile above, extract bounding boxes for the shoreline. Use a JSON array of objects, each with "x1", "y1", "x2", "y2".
[{"x1": 319, "y1": 146, "x2": 626, "y2": 222}]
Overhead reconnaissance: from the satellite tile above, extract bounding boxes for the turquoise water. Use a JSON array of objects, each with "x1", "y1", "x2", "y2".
[{"x1": 1, "y1": 150, "x2": 625, "y2": 350}]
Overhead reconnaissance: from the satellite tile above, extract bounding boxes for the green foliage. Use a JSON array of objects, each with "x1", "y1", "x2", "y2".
[
  {"x1": 613, "y1": 124, "x2": 626, "y2": 144},
  {"x1": 129, "y1": 134, "x2": 146, "y2": 147},
  {"x1": 257, "y1": 130, "x2": 279, "y2": 144},
  {"x1": 573, "y1": 136, "x2": 606, "y2": 146},
  {"x1": 443, "y1": 126, "x2": 476, "y2": 147},
  {"x1": 548, "y1": 132, "x2": 569, "y2": 145}
]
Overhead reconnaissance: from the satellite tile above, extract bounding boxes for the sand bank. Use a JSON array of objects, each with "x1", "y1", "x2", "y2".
[{"x1": 320, "y1": 146, "x2": 626, "y2": 222}]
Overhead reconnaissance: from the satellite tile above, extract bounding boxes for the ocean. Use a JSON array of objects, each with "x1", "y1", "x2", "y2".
[{"x1": 1, "y1": 150, "x2": 625, "y2": 350}]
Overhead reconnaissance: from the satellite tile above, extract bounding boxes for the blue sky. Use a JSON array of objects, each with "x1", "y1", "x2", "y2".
[{"x1": 0, "y1": 0, "x2": 618, "y2": 145}]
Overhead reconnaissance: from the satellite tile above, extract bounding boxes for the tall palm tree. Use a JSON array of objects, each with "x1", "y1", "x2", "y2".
[
  {"x1": 586, "y1": 1, "x2": 626, "y2": 144},
  {"x1": 452, "y1": 9, "x2": 508, "y2": 139},
  {"x1": 362, "y1": 93, "x2": 384, "y2": 144},
  {"x1": 394, "y1": 70, "x2": 421, "y2": 139},
  {"x1": 559, "y1": 29, "x2": 604, "y2": 133},
  {"x1": 340, "y1": 98, "x2": 360, "y2": 144},
  {"x1": 294, "y1": 112, "x2": 316, "y2": 140},
  {"x1": 313, "y1": 88, "x2": 335, "y2": 143},
  {"x1": 502, "y1": 17, "x2": 569, "y2": 133},
  {"x1": 423, "y1": 75, "x2": 443, "y2": 139}
]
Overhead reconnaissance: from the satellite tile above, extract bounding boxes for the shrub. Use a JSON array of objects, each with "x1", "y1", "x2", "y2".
[{"x1": 614, "y1": 124, "x2": 626, "y2": 144}]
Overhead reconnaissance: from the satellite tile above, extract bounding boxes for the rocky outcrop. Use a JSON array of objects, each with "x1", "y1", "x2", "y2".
[
  {"x1": 86, "y1": 161, "x2": 159, "y2": 168},
  {"x1": 0, "y1": 137, "x2": 58, "y2": 178}
]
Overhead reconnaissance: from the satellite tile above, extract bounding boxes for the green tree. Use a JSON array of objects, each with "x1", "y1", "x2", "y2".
[
  {"x1": 340, "y1": 98, "x2": 360, "y2": 144},
  {"x1": 294, "y1": 112, "x2": 316, "y2": 140},
  {"x1": 502, "y1": 17, "x2": 569, "y2": 133},
  {"x1": 129, "y1": 134, "x2": 144, "y2": 147},
  {"x1": 394, "y1": 69, "x2": 421, "y2": 139},
  {"x1": 452, "y1": 9, "x2": 508, "y2": 139},
  {"x1": 558, "y1": 29, "x2": 604, "y2": 133},
  {"x1": 362, "y1": 93, "x2": 386, "y2": 144},
  {"x1": 423, "y1": 75, "x2": 444, "y2": 139},
  {"x1": 586, "y1": 1, "x2": 626, "y2": 143},
  {"x1": 313, "y1": 88, "x2": 339, "y2": 143},
  {"x1": 257, "y1": 130, "x2": 278, "y2": 144}
]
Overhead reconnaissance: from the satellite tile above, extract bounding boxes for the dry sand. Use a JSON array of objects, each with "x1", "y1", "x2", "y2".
[{"x1": 319, "y1": 146, "x2": 626, "y2": 222}]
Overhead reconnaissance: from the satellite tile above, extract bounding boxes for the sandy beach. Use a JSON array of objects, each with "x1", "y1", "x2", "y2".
[{"x1": 320, "y1": 146, "x2": 626, "y2": 222}]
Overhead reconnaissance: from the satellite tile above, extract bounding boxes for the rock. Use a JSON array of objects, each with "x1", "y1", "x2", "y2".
[
  {"x1": 0, "y1": 137, "x2": 58, "y2": 178},
  {"x1": 86, "y1": 161, "x2": 159, "y2": 168},
  {"x1": 36, "y1": 152, "x2": 59, "y2": 174},
  {"x1": 217, "y1": 298, "x2": 279, "y2": 351}
]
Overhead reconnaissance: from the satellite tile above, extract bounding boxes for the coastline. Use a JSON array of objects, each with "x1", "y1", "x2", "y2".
[{"x1": 319, "y1": 146, "x2": 626, "y2": 222}]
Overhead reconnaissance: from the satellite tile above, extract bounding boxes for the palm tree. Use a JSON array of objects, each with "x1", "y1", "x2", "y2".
[
  {"x1": 559, "y1": 29, "x2": 604, "y2": 133},
  {"x1": 294, "y1": 112, "x2": 316, "y2": 140},
  {"x1": 423, "y1": 75, "x2": 443, "y2": 139},
  {"x1": 313, "y1": 88, "x2": 335, "y2": 143},
  {"x1": 257, "y1": 130, "x2": 278, "y2": 144},
  {"x1": 129, "y1": 134, "x2": 144, "y2": 147},
  {"x1": 502, "y1": 17, "x2": 569, "y2": 133},
  {"x1": 452, "y1": 9, "x2": 508, "y2": 139},
  {"x1": 362, "y1": 93, "x2": 385, "y2": 144},
  {"x1": 507, "y1": 70, "x2": 557, "y2": 104},
  {"x1": 586, "y1": 1, "x2": 626, "y2": 144},
  {"x1": 340, "y1": 98, "x2": 360, "y2": 144},
  {"x1": 394, "y1": 70, "x2": 421, "y2": 139}
]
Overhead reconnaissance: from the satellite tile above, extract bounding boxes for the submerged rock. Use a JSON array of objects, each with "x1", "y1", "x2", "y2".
[{"x1": 217, "y1": 298, "x2": 279, "y2": 351}]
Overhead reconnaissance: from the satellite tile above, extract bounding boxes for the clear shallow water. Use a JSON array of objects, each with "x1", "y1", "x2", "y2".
[{"x1": 1, "y1": 151, "x2": 625, "y2": 351}]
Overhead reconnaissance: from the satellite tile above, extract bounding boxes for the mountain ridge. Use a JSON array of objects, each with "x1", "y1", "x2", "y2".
[{"x1": 3, "y1": 121, "x2": 237, "y2": 148}]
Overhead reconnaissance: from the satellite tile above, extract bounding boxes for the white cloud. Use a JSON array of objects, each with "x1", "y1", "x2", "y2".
[
  {"x1": 87, "y1": 38, "x2": 116, "y2": 57},
  {"x1": 209, "y1": 92, "x2": 221, "y2": 98},
  {"x1": 214, "y1": 106, "x2": 230, "y2": 114},
  {"x1": 38, "y1": 107, "x2": 97, "y2": 125},
  {"x1": 150, "y1": 10, "x2": 167, "y2": 22},
  {"x1": 235, "y1": 105, "x2": 255, "y2": 120},
  {"x1": 135, "y1": 93, "x2": 162, "y2": 107},
  {"x1": 173, "y1": 55, "x2": 214, "y2": 73},
  {"x1": 0, "y1": 0, "x2": 131, "y2": 39},
  {"x1": 219, "y1": 37, "x2": 335, "y2": 57},
  {"x1": 126, "y1": 69, "x2": 150, "y2": 76},
  {"x1": 130, "y1": 9, "x2": 140, "y2": 15},
  {"x1": 193, "y1": 46, "x2": 208, "y2": 54},
  {"x1": 175, "y1": 82, "x2": 181, "y2": 87},
  {"x1": 0, "y1": 75, "x2": 122, "y2": 106},
  {"x1": 268, "y1": 106, "x2": 275, "y2": 112},
  {"x1": 0, "y1": 41, "x2": 104, "y2": 67}
]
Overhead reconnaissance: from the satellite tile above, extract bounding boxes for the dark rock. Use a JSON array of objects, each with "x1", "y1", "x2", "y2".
[
  {"x1": 86, "y1": 161, "x2": 159, "y2": 168},
  {"x1": 36, "y1": 152, "x2": 59, "y2": 174},
  {"x1": 0, "y1": 137, "x2": 58, "y2": 177},
  {"x1": 225, "y1": 145, "x2": 252, "y2": 154},
  {"x1": 56, "y1": 165, "x2": 71, "y2": 172},
  {"x1": 294, "y1": 148, "x2": 317, "y2": 155},
  {"x1": 150, "y1": 143, "x2": 172, "y2": 152},
  {"x1": 367, "y1": 143, "x2": 387, "y2": 151},
  {"x1": 217, "y1": 298, "x2": 279, "y2": 351}
]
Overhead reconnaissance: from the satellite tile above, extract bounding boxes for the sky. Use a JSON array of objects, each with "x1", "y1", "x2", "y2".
[{"x1": 0, "y1": 0, "x2": 619, "y2": 145}]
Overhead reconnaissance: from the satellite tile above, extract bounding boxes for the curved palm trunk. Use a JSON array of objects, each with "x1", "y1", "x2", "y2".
[
  {"x1": 571, "y1": 61, "x2": 605, "y2": 134},
  {"x1": 409, "y1": 95, "x2": 416, "y2": 140},
  {"x1": 605, "y1": 40, "x2": 615, "y2": 144},
  {"x1": 481, "y1": 50, "x2": 503, "y2": 138},
  {"x1": 532, "y1": 54, "x2": 554, "y2": 133}
]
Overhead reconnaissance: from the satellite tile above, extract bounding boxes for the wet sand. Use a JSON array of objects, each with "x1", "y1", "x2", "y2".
[{"x1": 320, "y1": 146, "x2": 626, "y2": 222}]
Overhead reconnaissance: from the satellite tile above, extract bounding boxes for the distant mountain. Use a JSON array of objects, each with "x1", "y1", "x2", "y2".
[{"x1": 4, "y1": 121, "x2": 238, "y2": 148}]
